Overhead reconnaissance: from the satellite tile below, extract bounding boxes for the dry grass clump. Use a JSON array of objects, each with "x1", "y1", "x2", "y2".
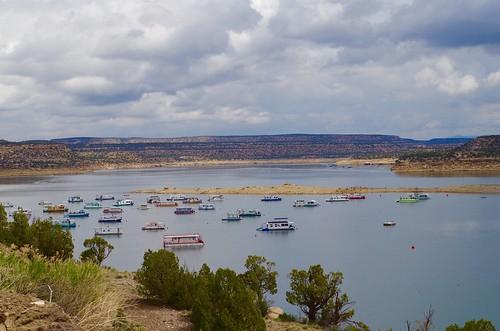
[{"x1": 0, "y1": 244, "x2": 126, "y2": 330}]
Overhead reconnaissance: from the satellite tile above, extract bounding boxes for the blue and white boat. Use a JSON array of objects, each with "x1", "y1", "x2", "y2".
[
  {"x1": 257, "y1": 218, "x2": 295, "y2": 231},
  {"x1": 98, "y1": 215, "x2": 123, "y2": 223},
  {"x1": 261, "y1": 196, "x2": 282, "y2": 202},
  {"x1": 66, "y1": 210, "x2": 89, "y2": 218},
  {"x1": 198, "y1": 204, "x2": 215, "y2": 210},
  {"x1": 53, "y1": 218, "x2": 77, "y2": 228},
  {"x1": 68, "y1": 196, "x2": 84, "y2": 203},
  {"x1": 113, "y1": 199, "x2": 134, "y2": 207}
]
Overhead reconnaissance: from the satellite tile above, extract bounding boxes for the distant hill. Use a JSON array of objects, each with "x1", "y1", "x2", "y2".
[
  {"x1": 393, "y1": 135, "x2": 500, "y2": 173},
  {"x1": 0, "y1": 133, "x2": 474, "y2": 174}
]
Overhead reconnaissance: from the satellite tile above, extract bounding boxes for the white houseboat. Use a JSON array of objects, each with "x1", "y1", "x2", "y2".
[
  {"x1": 163, "y1": 233, "x2": 204, "y2": 248},
  {"x1": 257, "y1": 218, "x2": 296, "y2": 231},
  {"x1": 142, "y1": 221, "x2": 166, "y2": 230},
  {"x1": 95, "y1": 226, "x2": 122, "y2": 236},
  {"x1": 113, "y1": 199, "x2": 134, "y2": 207},
  {"x1": 95, "y1": 194, "x2": 115, "y2": 201},
  {"x1": 198, "y1": 204, "x2": 215, "y2": 210},
  {"x1": 325, "y1": 196, "x2": 349, "y2": 202},
  {"x1": 68, "y1": 196, "x2": 84, "y2": 203}
]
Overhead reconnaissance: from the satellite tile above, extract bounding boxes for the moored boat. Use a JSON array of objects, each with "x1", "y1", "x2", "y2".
[
  {"x1": 169, "y1": 194, "x2": 187, "y2": 201},
  {"x1": 261, "y1": 196, "x2": 282, "y2": 202},
  {"x1": 154, "y1": 201, "x2": 178, "y2": 207},
  {"x1": 95, "y1": 194, "x2": 115, "y2": 201},
  {"x1": 383, "y1": 221, "x2": 397, "y2": 226},
  {"x1": 304, "y1": 200, "x2": 319, "y2": 207},
  {"x1": 95, "y1": 226, "x2": 122, "y2": 236},
  {"x1": 43, "y1": 204, "x2": 68, "y2": 213},
  {"x1": 198, "y1": 204, "x2": 215, "y2": 210},
  {"x1": 0, "y1": 202, "x2": 14, "y2": 208},
  {"x1": 347, "y1": 194, "x2": 366, "y2": 200},
  {"x1": 68, "y1": 196, "x2": 84, "y2": 203},
  {"x1": 183, "y1": 197, "x2": 202, "y2": 204},
  {"x1": 103, "y1": 207, "x2": 123, "y2": 214},
  {"x1": 416, "y1": 193, "x2": 430, "y2": 200},
  {"x1": 174, "y1": 207, "x2": 195, "y2": 215},
  {"x1": 9, "y1": 208, "x2": 32, "y2": 217},
  {"x1": 208, "y1": 194, "x2": 224, "y2": 201},
  {"x1": 146, "y1": 195, "x2": 161, "y2": 204},
  {"x1": 397, "y1": 196, "x2": 418, "y2": 203},
  {"x1": 53, "y1": 218, "x2": 77, "y2": 228},
  {"x1": 66, "y1": 209, "x2": 89, "y2": 218},
  {"x1": 238, "y1": 209, "x2": 261, "y2": 217},
  {"x1": 84, "y1": 201, "x2": 102, "y2": 209},
  {"x1": 257, "y1": 217, "x2": 295, "y2": 231},
  {"x1": 325, "y1": 195, "x2": 349, "y2": 202},
  {"x1": 142, "y1": 221, "x2": 166, "y2": 230},
  {"x1": 38, "y1": 201, "x2": 53, "y2": 206},
  {"x1": 164, "y1": 233, "x2": 204, "y2": 248},
  {"x1": 137, "y1": 204, "x2": 151, "y2": 210},
  {"x1": 222, "y1": 212, "x2": 242, "y2": 221},
  {"x1": 98, "y1": 215, "x2": 123, "y2": 223},
  {"x1": 113, "y1": 199, "x2": 134, "y2": 207}
]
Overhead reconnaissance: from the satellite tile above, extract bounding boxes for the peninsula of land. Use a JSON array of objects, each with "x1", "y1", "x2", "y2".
[{"x1": 135, "y1": 183, "x2": 500, "y2": 195}]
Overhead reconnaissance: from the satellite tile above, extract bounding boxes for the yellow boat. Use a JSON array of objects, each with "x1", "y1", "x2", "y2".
[{"x1": 43, "y1": 204, "x2": 69, "y2": 213}]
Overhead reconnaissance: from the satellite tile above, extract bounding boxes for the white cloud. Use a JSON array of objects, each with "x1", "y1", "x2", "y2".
[
  {"x1": 486, "y1": 71, "x2": 500, "y2": 85},
  {"x1": 415, "y1": 57, "x2": 479, "y2": 95}
]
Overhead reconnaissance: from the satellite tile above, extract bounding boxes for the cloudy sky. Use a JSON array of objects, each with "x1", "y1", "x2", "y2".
[{"x1": 0, "y1": 0, "x2": 499, "y2": 140}]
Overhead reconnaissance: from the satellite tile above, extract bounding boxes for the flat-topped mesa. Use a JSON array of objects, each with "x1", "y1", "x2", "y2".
[{"x1": 134, "y1": 183, "x2": 500, "y2": 195}]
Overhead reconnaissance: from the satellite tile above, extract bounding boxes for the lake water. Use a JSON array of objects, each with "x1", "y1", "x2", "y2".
[{"x1": 1, "y1": 164, "x2": 499, "y2": 330}]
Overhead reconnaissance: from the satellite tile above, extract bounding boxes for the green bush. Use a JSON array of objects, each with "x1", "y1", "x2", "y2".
[
  {"x1": 446, "y1": 319, "x2": 496, "y2": 331},
  {"x1": 135, "y1": 249, "x2": 195, "y2": 309},
  {"x1": 191, "y1": 268, "x2": 266, "y2": 331},
  {"x1": 0, "y1": 213, "x2": 73, "y2": 259},
  {"x1": 80, "y1": 236, "x2": 114, "y2": 265}
]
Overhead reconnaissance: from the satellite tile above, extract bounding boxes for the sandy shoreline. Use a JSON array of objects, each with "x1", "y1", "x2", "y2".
[
  {"x1": 134, "y1": 183, "x2": 500, "y2": 195},
  {"x1": 0, "y1": 158, "x2": 391, "y2": 177}
]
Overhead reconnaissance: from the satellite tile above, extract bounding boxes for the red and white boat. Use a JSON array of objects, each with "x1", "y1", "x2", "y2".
[
  {"x1": 163, "y1": 233, "x2": 204, "y2": 249},
  {"x1": 347, "y1": 194, "x2": 366, "y2": 200}
]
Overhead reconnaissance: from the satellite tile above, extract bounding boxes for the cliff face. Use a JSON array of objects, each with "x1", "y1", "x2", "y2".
[
  {"x1": 393, "y1": 135, "x2": 500, "y2": 173},
  {"x1": 0, "y1": 143, "x2": 76, "y2": 169}
]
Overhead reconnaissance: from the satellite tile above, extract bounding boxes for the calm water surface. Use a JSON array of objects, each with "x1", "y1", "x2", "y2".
[{"x1": 1, "y1": 165, "x2": 499, "y2": 330}]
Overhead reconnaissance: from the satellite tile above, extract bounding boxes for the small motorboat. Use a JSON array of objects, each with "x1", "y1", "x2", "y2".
[
  {"x1": 383, "y1": 221, "x2": 397, "y2": 226},
  {"x1": 98, "y1": 215, "x2": 123, "y2": 223},
  {"x1": 142, "y1": 221, "x2": 166, "y2": 230},
  {"x1": 325, "y1": 196, "x2": 349, "y2": 202},
  {"x1": 183, "y1": 197, "x2": 202, "y2": 204},
  {"x1": 347, "y1": 194, "x2": 366, "y2": 200},
  {"x1": 154, "y1": 201, "x2": 178, "y2": 207},
  {"x1": 113, "y1": 199, "x2": 134, "y2": 207},
  {"x1": 137, "y1": 204, "x2": 150, "y2": 210},
  {"x1": 84, "y1": 201, "x2": 102, "y2": 209},
  {"x1": 238, "y1": 209, "x2": 261, "y2": 217},
  {"x1": 68, "y1": 196, "x2": 84, "y2": 203},
  {"x1": 38, "y1": 201, "x2": 53, "y2": 206},
  {"x1": 103, "y1": 207, "x2": 123, "y2": 214},
  {"x1": 146, "y1": 195, "x2": 161, "y2": 204},
  {"x1": 43, "y1": 204, "x2": 68, "y2": 213},
  {"x1": 222, "y1": 213, "x2": 242, "y2": 222},
  {"x1": 0, "y1": 201, "x2": 14, "y2": 208},
  {"x1": 95, "y1": 195, "x2": 115, "y2": 201},
  {"x1": 95, "y1": 226, "x2": 122, "y2": 236},
  {"x1": 198, "y1": 204, "x2": 215, "y2": 210},
  {"x1": 66, "y1": 210, "x2": 89, "y2": 218},
  {"x1": 53, "y1": 218, "x2": 77, "y2": 228},
  {"x1": 208, "y1": 194, "x2": 224, "y2": 201},
  {"x1": 261, "y1": 196, "x2": 282, "y2": 202},
  {"x1": 174, "y1": 207, "x2": 195, "y2": 215}
]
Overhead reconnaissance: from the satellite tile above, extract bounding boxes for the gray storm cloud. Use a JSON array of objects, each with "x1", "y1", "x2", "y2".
[{"x1": 0, "y1": 0, "x2": 499, "y2": 140}]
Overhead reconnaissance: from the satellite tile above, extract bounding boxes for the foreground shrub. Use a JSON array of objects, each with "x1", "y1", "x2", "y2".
[
  {"x1": 0, "y1": 213, "x2": 73, "y2": 259},
  {"x1": 446, "y1": 319, "x2": 496, "y2": 331},
  {"x1": 135, "y1": 249, "x2": 195, "y2": 309},
  {"x1": 0, "y1": 245, "x2": 124, "y2": 330},
  {"x1": 80, "y1": 236, "x2": 114, "y2": 265},
  {"x1": 191, "y1": 268, "x2": 266, "y2": 331}
]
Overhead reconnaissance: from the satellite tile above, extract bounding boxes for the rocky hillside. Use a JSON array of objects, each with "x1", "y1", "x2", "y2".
[
  {"x1": 393, "y1": 135, "x2": 500, "y2": 173},
  {"x1": 0, "y1": 134, "x2": 471, "y2": 174}
]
